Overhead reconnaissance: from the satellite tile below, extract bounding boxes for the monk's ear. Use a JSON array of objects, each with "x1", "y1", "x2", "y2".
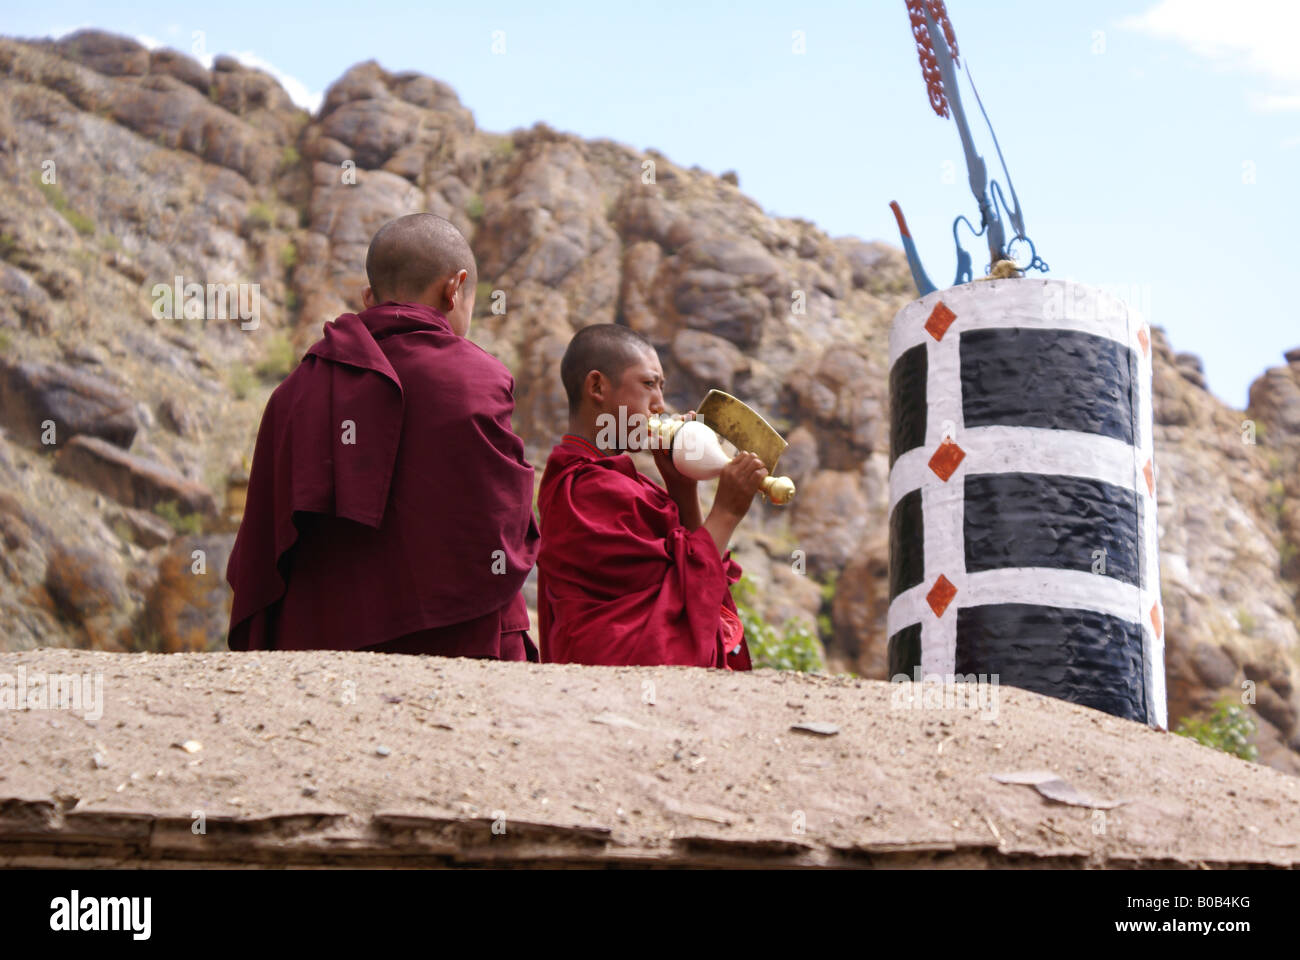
[
  {"x1": 584, "y1": 369, "x2": 607, "y2": 405},
  {"x1": 361, "y1": 286, "x2": 378, "y2": 309},
  {"x1": 443, "y1": 270, "x2": 468, "y2": 311}
]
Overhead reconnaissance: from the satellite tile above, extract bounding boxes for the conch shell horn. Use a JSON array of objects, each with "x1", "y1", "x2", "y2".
[{"x1": 649, "y1": 416, "x2": 796, "y2": 505}]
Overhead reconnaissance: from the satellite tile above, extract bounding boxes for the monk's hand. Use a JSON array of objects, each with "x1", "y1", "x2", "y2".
[
  {"x1": 651, "y1": 411, "x2": 696, "y2": 491},
  {"x1": 713, "y1": 451, "x2": 768, "y2": 519},
  {"x1": 702, "y1": 451, "x2": 767, "y2": 557}
]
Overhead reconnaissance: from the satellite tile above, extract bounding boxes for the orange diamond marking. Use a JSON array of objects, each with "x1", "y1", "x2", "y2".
[
  {"x1": 928, "y1": 439, "x2": 966, "y2": 481},
  {"x1": 926, "y1": 575, "x2": 957, "y2": 617},
  {"x1": 1150, "y1": 602, "x2": 1162, "y2": 637},
  {"x1": 1137, "y1": 326, "x2": 1150, "y2": 357},
  {"x1": 924, "y1": 301, "x2": 956, "y2": 341},
  {"x1": 1142, "y1": 458, "x2": 1154, "y2": 496}
]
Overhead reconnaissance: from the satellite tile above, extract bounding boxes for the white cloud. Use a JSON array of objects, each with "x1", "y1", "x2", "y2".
[
  {"x1": 1120, "y1": 0, "x2": 1300, "y2": 110},
  {"x1": 1250, "y1": 92, "x2": 1300, "y2": 113}
]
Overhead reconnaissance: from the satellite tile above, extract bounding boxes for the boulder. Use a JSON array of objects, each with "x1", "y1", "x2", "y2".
[
  {"x1": 53, "y1": 30, "x2": 149, "y2": 77},
  {"x1": 779, "y1": 426, "x2": 820, "y2": 485},
  {"x1": 157, "y1": 396, "x2": 201, "y2": 439},
  {"x1": 320, "y1": 97, "x2": 430, "y2": 169},
  {"x1": 835, "y1": 238, "x2": 911, "y2": 293},
  {"x1": 1189, "y1": 641, "x2": 1237, "y2": 690},
  {"x1": 619, "y1": 241, "x2": 667, "y2": 341},
  {"x1": 44, "y1": 543, "x2": 125, "y2": 623},
  {"x1": 830, "y1": 531, "x2": 891, "y2": 676},
  {"x1": 147, "y1": 48, "x2": 210, "y2": 94},
  {"x1": 671, "y1": 330, "x2": 746, "y2": 395},
  {"x1": 54, "y1": 436, "x2": 217, "y2": 517},
  {"x1": 672, "y1": 270, "x2": 768, "y2": 347},
  {"x1": 0, "y1": 360, "x2": 137, "y2": 451},
  {"x1": 0, "y1": 492, "x2": 53, "y2": 588},
  {"x1": 790, "y1": 471, "x2": 869, "y2": 574},
  {"x1": 133, "y1": 534, "x2": 235, "y2": 652},
  {"x1": 1255, "y1": 687, "x2": 1298, "y2": 737},
  {"x1": 1248, "y1": 366, "x2": 1300, "y2": 445},
  {"x1": 0, "y1": 262, "x2": 55, "y2": 332}
]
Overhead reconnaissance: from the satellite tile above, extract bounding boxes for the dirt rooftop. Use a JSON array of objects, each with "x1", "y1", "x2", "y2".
[{"x1": 1, "y1": 649, "x2": 1297, "y2": 868}]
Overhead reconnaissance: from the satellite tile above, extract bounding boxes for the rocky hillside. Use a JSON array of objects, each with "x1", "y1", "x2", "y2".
[{"x1": 1, "y1": 30, "x2": 1297, "y2": 772}]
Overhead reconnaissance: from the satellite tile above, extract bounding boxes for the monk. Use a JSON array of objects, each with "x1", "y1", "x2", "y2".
[
  {"x1": 536, "y1": 324, "x2": 769, "y2": 668},
  {"x1": 226, "y1": 213, "x2": 539, "y2": 659}
]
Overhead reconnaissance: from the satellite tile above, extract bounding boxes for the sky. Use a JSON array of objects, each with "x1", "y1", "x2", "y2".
[{"x1": 5, "y1": 0, "x2": 1297, "y2": 409}]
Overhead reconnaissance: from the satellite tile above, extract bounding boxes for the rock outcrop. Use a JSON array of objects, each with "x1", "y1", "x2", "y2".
[{"x1": 0, "y1": 359, "x2": 137, "y2": 450}]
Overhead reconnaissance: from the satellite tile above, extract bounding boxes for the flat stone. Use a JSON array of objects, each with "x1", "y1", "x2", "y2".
[
  {"x1": 106, "y1": 505, "x2": 175, "y2": 548},
  {"x1": 0, "y1": 359, "x2": 137, "y2": 451},
  {"x1": 790, "y1": 722, "x2": 840, "y2": 736},
  {"x1": 54, "y1": 435, "x2": 216, "y2": 517}
]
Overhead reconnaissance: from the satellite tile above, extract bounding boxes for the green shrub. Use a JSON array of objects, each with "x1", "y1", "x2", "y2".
[
  {"x1": 1265, "y1": 480, "x2": 1285, "y2": 522},
  {"x1": 229, "y1": 363, "x2": 256, "y2": 400},
  {"x1": 1175, "y1": 697, "x2": 1258, "y2": 762},
  {"x1": 255, "y1": 333, "x2": 296, "y2": 382},
  {"x1": 63, "y1": 207, "x2": 96, "y2": 236},
  {"x1": 279, "y1": 240, "x2": 297, "y2": 270},
  {"x1": 0, "y1": 330, "x2": 12, "y2": 352},
  {"x1": 1236, "y1": 608, "x2": 1257, "y2": 634},
  {"x1": 34, "y1": 174, "x2": 95, "y2": 236},
  {"x1": 135, "y1": 628, "x2": 168, "y2": 653},
  {"x1": 278, "y1": 144, "x2": 301, "y2": 172},
  {"x1": 247, "y1": 201, "x2": 275, "y2": 230},
  {"x1": 465, "y1": 194, "x2": 485, "y2": 221},
  {"x1": 731, "y1": 573, "x2": 825, "y2": 672},
  {"x1": 153, "y1": 500, "x2": 203, "y2": 536}
]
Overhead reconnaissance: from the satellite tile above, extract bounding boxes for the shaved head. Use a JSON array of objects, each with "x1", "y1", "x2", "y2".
[
  {"x1": 365, "y1": 213, "x2": 477, "y2": 304},
  {"x1": 561, "y1": 324, "x2": 655, "y2": 414}
]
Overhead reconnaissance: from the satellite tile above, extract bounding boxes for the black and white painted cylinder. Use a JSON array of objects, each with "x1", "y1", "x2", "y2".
[{"x1": 886, "y1": 278, "x2": 1165, "y2": 728}]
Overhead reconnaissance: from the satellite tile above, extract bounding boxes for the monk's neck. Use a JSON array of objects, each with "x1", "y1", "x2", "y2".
[{"x1": 567, "y1": 415, "x2": 622, "y2": 456}]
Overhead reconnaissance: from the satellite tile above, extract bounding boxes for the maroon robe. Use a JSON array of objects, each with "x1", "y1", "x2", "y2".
[
  {"x1": 226, "y1": 302, "x2": 539, "y2": 658},
  {"x1": 536, "y1": 435, "x2": 751, "y2": 669}
]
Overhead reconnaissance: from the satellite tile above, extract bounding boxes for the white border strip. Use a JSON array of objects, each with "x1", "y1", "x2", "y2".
[
  {"x1": 889, "y1": 426, "x2": 1141, "y2": 513},
  {"x1": 889, "y1": 278, "x2": 1134, "y2": 364}
]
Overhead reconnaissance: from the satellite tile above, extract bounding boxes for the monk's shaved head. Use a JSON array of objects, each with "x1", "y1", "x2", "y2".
[
  {"x1": 561, "y1": 324, "x2": 655, "y2": 414},
  {"x1": 365, "y1": 213, "x2": 477, "y2": 304}
]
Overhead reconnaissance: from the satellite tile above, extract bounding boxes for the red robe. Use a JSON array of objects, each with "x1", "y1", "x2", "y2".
[
  {"x1": 225, "y1": 302, "x2": 539, "y2": 658},
  {"x1": 536, "y1": 435, "x2": 751, "y2": 669}
]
